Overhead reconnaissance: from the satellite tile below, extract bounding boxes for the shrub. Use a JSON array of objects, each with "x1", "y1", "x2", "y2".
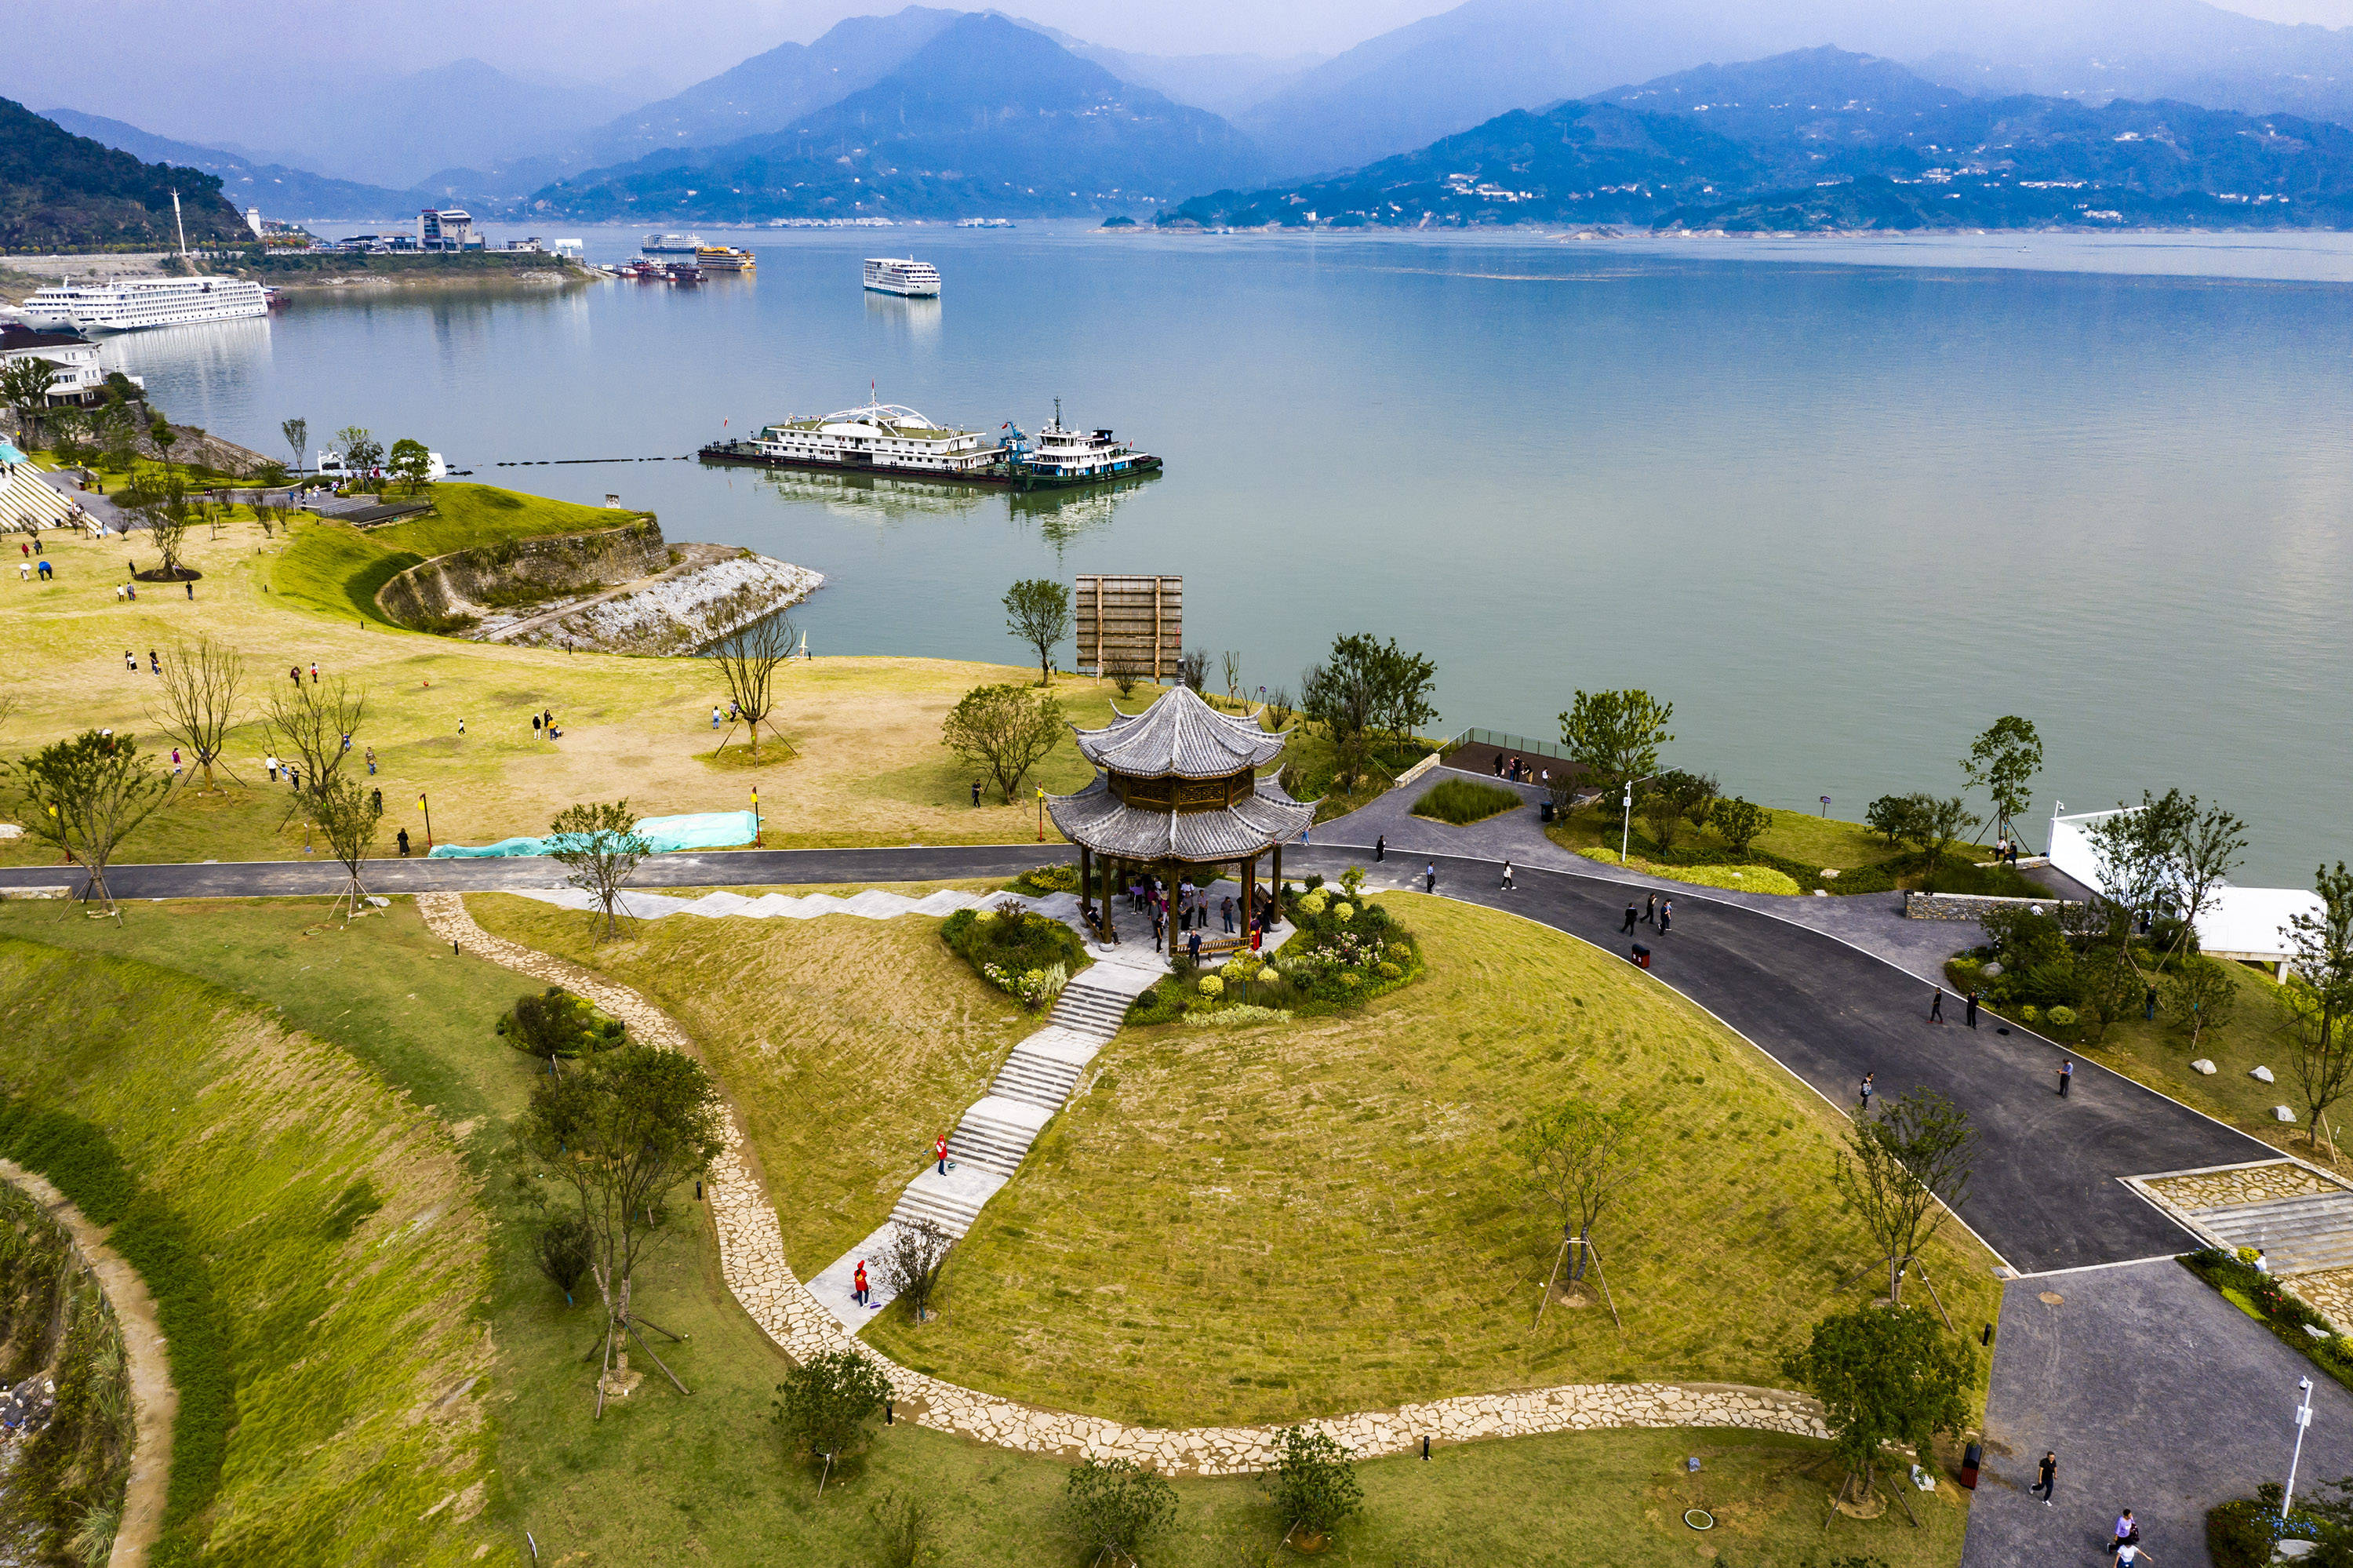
[
  {"x1": 1332, "y1": 902, "x2": 1355, "y2": 922},
  {"x1": 942, "y1": 906, "x2": 1086, "y2": 1006},
  {"x1": 1008, "y1": 864, "x2": 1080, "y2": 896},
  {"x1": 1413, "y1": 777, "x2": 1520, "y2": 825},
  {"x1": 1263, "y1": 1426, "x2": 1365, "y2": 1545},
  {"x1": 2020, "y1": 1005, "x2": 2041, "y2": 1024},
  {"x1": 2206, "y1": 1497, "x2": 2275, "y2": 1568},
  {"x1": 497, "y1": 986, "x2": 625, "y2": 1061},
  {"x1": 1377, "y1": 961, "x2": 1402, "y2": 978},
  {"x1": 2046, "y1": 1006, "x2": 2078, "y2": 1028},
  {"x1": 1181, "y1": 1006, "x2": 1293, "y2": 1028},
  {"x1": 1296, "y1": 891, "x2": 1328, "y2": 917},
  {"x1": 773, "y1": 1351, "x2": 893, "y2": 1472},
  {"x1": 1197, "y1": 974, "x2": 1224, "y2": 998},
  {"x1": 1060, "y1": 1457, "x2": 1176, "y2": 1565}
]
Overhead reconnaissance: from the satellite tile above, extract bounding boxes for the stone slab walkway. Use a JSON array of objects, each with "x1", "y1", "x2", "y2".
[{"x1": 415, "y1": 890, "x2": 1827, "y2": 1475}]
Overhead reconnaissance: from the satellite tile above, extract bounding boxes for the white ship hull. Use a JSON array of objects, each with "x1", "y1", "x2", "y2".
[
  {"x1": 863, "y1": 257, "x2": 940, "y2": 297},
  {"x1": 21, "y1": 276, "x2": 269, "y2": 334}
]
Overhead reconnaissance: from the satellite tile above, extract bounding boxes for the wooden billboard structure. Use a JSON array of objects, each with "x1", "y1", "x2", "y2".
[{"x1": 1075, "y1": 575, "x2": 1182, "y2": 682}]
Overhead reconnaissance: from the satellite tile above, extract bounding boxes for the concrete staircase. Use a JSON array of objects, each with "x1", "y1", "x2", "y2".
[
  {"x1": 2191, "y1": 1191, "x2": 2353, "y2": 1275},
  {"x1": 809, "y1": 959, "x2": 1167, "y2": 1330},
  {"x1": 1, "y1": 466, "x2": 78, "y2": 530}
]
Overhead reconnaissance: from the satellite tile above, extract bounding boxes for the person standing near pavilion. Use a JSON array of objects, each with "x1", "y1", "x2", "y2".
[
  {"x1": 853, "y1": 1260, "x2": 870, "y2": 1307},
  {"x1": 934, "y1": 1134, "x2": 949, "y2": 1174}
]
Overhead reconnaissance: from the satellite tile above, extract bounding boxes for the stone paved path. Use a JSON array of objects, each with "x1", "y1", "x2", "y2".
[{"x1": 415, "y1": 890, "x2": 1828, "y2": 1475}]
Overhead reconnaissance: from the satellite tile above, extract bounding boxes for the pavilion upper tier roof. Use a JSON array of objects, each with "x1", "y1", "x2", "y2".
[
  {"x1": 1071, "y1": 686, "x2": 1289, "y2": 779},
  {"x1": 1046, "y1": 773, "x2": 1313, "y2": 862}
]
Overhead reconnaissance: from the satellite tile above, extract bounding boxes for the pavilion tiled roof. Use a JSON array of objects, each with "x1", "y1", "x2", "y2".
[
  {"x1": 1071, "y1": 686, "x2": 1290, "y2": 779},
  {"x1": 1046, "y1": 773, "x2": 1312, "y2": 862}
]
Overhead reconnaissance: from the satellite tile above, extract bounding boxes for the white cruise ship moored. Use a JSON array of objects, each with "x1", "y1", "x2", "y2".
[
  {"x1": 642, "y1": 232, "x2": 704, "y2": 254},
  {"x1": 20, "y1": 275, "x2": 270, "y2": 333},
  {"x1": 863, "y1": 257, "x2": 940, "y2": 297},
  {"x1": 741, "y1": 401, "x2": 1002, "y2": 476}
]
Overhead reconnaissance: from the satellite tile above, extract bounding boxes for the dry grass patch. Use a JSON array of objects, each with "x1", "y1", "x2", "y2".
[
  {"x1": 468, "y1": 883, "x2": 1042, "y2": 1268},
  {"x1": 867, "y1": 897, "x2": 2000, "y2": 1428}
]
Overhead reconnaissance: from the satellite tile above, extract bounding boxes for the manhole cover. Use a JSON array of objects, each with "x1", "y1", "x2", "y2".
[
  {"x1": 2038, "y1": 1291, "x2": 2065, "y2": 1305},
  {"x1": 1684, "y1": 1509, "x2": 1715, "y2": 1530}
]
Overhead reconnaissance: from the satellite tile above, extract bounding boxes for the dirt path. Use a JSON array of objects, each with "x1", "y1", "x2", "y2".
[{"x1": 0, "y1": 1158, "x2": 174, "y2": 1568}]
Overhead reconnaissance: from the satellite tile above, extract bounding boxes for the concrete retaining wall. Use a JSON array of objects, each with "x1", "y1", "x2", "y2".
[
  {"x1": 376, "y1": 518, "x2": 667, "y2": 629},
  {"x1": 1904, "y1": 890, "x2": 2080, "y2": 922}
]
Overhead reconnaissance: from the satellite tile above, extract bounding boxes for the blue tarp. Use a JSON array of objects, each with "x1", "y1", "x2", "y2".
[{"x1": 427, "y1": 811, "x2": 758, "y2": 858}]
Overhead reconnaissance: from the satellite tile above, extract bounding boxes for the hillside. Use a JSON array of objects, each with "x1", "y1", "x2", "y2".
[
  {"x1": 1164, "y1": 49, "x2": 2353, "y2": 232},
  {"x1": 531, "y1": 13, "x2": 1267, "y2": 220},
  {"x1": 39, "y1": 107, "x2": 426, "y2": 220},
  {"x1": 0, "y1": 97, "x2": 247, "y2": 249}
]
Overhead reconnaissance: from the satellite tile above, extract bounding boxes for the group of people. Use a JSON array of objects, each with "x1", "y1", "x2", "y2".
[
  {"x1": 1491, "y1": 753, "x2": 1550, "y2": 788},
  {"x1": 16, "y1": 537, "x2": 52, "y2": 580},
  {"x1": 1104, "y1": 874, "x2": 1271, "y2": 954}
]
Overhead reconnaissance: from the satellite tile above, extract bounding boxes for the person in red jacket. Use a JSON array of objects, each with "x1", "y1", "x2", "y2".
[
  {"x1": 853, "y1": 1260, "x2": 869, "y2": 1307},
  {"x1": 935, "y1": 1134, "x2": 949, "y2": 1174}
]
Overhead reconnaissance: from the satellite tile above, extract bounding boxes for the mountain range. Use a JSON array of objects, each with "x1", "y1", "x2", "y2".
[
  {"x1": 0, "y1": 96, "x2": 246, "y2": 250},
  {"x1": 38, "y1": 110, "x2": 434, "y2": 224},
  {"x1": 1160, "y1": 48, "x2": 2353, "y2": 231},
  {"x1": 527, "y1": 14, "x2": 1269, "y2": 221}
]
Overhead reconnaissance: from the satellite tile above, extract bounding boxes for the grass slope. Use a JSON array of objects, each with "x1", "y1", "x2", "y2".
[
  {"x1": 270, "y1": 483, "x2": 624, "y2": 624},
  {"x1": 0, "y1": 930, "x2": 496, "y2": 1562},
  {"x1": 467, "y1": 884, "x2": 1039, "y2": 1269},
  {"x1": 867, "y1": 896, "x2": 2001, "y2": 1428}
]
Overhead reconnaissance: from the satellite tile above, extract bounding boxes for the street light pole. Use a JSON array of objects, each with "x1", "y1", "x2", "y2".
[
  {"x1": 418, "y1": 792, "x2": 432, "y2": 852},
  {"x1": 1619, "y1": 773, "x2": 1657, "y2": 864},
  {"x1": 751, "y1": 787, "x2": 760, "y2": 848},
  {"x1": 2286, "y1": 1376, "x2": 2317, "y2": 1519}
]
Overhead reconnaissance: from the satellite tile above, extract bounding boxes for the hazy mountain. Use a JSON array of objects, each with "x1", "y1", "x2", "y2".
[
  {"x1": 532, "y1": 13, "x2": 1269, "y2": 220},
  {"x1": 998, "y1": 17, "x2": 1325, "y2": 117},
  {"x1": 1234, "y1": 0, "x2": 2353, "y2": 180},
  {"x1": 38, "y1": 108, "x2": 431, "y2": 220},
  {"x1": 0, "y1": 99, "x2": 248, "y2": 249},
  {"x1": 1166, "y1": 48, "x2": 2353, "y2": 231}
]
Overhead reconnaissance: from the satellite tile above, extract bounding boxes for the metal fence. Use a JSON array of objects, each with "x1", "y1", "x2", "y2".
[{"x1": 1441, "y1": 726, "x2": 1571, "y2": 762}]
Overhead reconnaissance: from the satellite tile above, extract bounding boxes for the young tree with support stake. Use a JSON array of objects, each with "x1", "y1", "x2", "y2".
[
  {"x1": 266, "y1": 676, "x2": 365, "y2": 805},
  {"x1": 13, "y1": 731, "x2": 172, "y2": 921},
  {"x1": 1510, "y1": 1097, "x2": 1646, "y2": 1329},
  {"x1": 515, "y1": 1045, "x2": 725, "y2": 1418},
  {"x1": 1834, "y1": 1089, "x2": 1978, "y2": 1316},
  {"x1": 773, "y1": 1350, "x2": 892, "y2": 1495},
  {"x1": 304, "y1": 774, "x2": 382, "y2": 921},
  {"x1": 1783, "y1": 1302, "x2": 1976, "y2": 1513},
  {"x1": 150, "y1": 635, "x2": 244, "y2": 793},
  {"x1": 711, "y1": 613, "x2": 796, "y2": 760},
  {"x1": 546, "y1": 801, "x2": 653, "y2": 941},
  {"x1": 1003, "y1": 578, "x2": 1070, "y2": 686},
  {"x1": 2286, "y1": 863, "x2": 2353, "y2": 1151},
  {"x1": 1961, "y1": 715, "x2": 2042, "y2": 849}
]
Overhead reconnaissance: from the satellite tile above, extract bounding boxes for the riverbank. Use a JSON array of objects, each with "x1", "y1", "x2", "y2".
[{"x1": 198, "y1": 249, "x2": 595, "y2": 293}]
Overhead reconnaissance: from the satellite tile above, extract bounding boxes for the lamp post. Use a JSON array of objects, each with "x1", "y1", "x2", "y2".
[
  {"x1": 751, "y1": 786, "x2": 760, "y2": 847},
  {"x1": 1820, "y1": 795, "x2": 1831, "y2": 817},
  {"x1": 1035, "y1": 786, "x2": 1046, "y2": 843},
  {"x1": 1619, "y1": 774, "x2": 1657, "y2": 864},
  {"x1": 2286, "y1": 1375, "x2": 2317, "y2": 1519},
  {"x1": 417, "y1": 792, "x2": 433, "y2": 852}
]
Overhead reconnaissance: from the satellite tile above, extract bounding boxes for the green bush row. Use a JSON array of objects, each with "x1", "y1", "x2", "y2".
[
  {"x1": 0, "y1": 1097, "x2": 234, "y2": 1555},
  {"x1": 2183, "y1": 1249, "x2": 2353, "y2": 1393}
]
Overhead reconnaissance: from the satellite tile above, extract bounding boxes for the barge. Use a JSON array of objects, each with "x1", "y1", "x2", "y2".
[{"x1": 700, "y1": 398, "x2": 1158, "y2": 489}]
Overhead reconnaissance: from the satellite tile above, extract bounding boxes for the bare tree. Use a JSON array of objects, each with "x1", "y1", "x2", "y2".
[
  {"x1": 1221, "y1": 649, "x2": 1242, "y2": 700},
  {"x1": 1835, "y1": 1090, "x2": 1978, "y2": 1316},
  {"x1": 2165, "y1": 798, "x2": 2251, "y2": 966},
  {"x1": 879, "y1": 1217, "x2": 953, "y2": 1323},
  {"x1": 547, "y1": 801, "x2": 653, "y2": 941},
  {"x1": 1509, "y1": 1097, "x2": 1646, "y2": 1327},
  {"x1": 711, "y1": 613, "x2": 796, "y2": 759},
  {"x1": 13, "y1": 730, "x2": 172, "y2": 919},
  {"x1": 281, "y1": 416, "x2": 307, "y2": 477},
  {"x1": 150, "y1": 635, "x2": 244, "y2": 792},
  {"x1": 304, "y1": 774, "x2": 383, "y2": 921},
  {"x1": 266, "y1": 676, "x2": 365, "y2": 802}
]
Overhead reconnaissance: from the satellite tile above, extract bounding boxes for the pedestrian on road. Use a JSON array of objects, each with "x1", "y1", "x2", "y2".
[
  {"x1": 1929, "y1": 988, "x2": 1945, "y2": 1024},
  {"x1": 2111, "y1": 1510, "x2": 2139, "y2": 1552},
  {"x1": 971, "y1": 779, "x2": 982, "y2": 807},
  {"x1": 396, "y1": 828, "x2": 410, "y2": 856},
  {"x1": 853, "y1": 1260, "x2": 869, "y2": 1307},
  {"x1": 1859, "y1": 1072, "x2": 1875, "y2": 1112},
  {"x1": 2059, "y1": 1059, "x2": 2074, "y2": 1097},
  {"x1": 1424, "y1": 864, "x2": 1438, "y2": 894},
  {"x1": 2035, "y1": 1451, "x2": 2057, "y2": 1504},
  {"x1": 1659, "y1": 900, "x2": 1671, "y2": 933},
  {"x1": 1966, "y1": 989, "x2": 1980, "y2": 1028},
  {"x1": 1644, "y1": 893, "x2": 1657, "y2": 926},
  {"x1": 1501, "y1": 860, "x2": 1515, "y2": 890},
  {"x1": 1375, "y1": 834, "x2": 1386, "y2": 862},
  {"x1": 934, "y1": 1134, "x2": 949, "y2": 1175},
  {"x1": 1622, "y1": 901, "x2": 1638, "y2": 933}
]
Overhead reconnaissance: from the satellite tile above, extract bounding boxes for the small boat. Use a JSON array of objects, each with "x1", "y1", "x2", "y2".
[{"x1": 665, "y1": 262, "x2": 703, "y2": 286}]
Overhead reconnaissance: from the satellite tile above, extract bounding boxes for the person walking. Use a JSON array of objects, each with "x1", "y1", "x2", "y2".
[
  {"x1": 1658, "y1": 900, "x2": 1671, "y2": 934},
  {"x1": 184, "y1": 580, "x2": 193, "y2": 600},
  {"x1": 396, "y1": 828, "x2": 410, "y2": 857},
  {"x1": 533, "y1": 713, "x2": 542, "y2": 736},
  {"x1": 2059, "y1": 1059, "x2": 2074, "y2": 1097},
  {"x1": 934, "y1": 1134, "x2": 949, "y2": 1175},
  {"x1": 2111, "y1": 1510, "x2": 2139, "y2": 1554},
  {"x1": 1644, "y1": 893, "x2": 1657, "y2": 927},
  {"x1": 457, "y1": 717, "x2": 465, "y2": 737},
  {"x1": 1187, "y1": 930, "x2": 1202, "y2": 965},
  {"x1": 2115, "y1": 1543, "x2": 2149, "y2": 1566},
  {"x1": 289, "y1": 664, "x2": 300, "y2": 689},
  {"x1": 853, "y1": 1260, "x2": 869, "y2": 1307},
  {"x1": 1966, "y1": 989, "x2": 1980, "y2": 1028},
  {"x1": 1424, "y1": 863, "x2": 1438, "y2": 894},
  {"x1": 1375, "y1": 834, "x2": 1386, "y2": 862},
  {"x1": 365, "y1": 746, "x2": 376, "y2": 776},
  {"x1": 1859, "y1": 1072, "x2": 1875, "y2": 1113},
  {"x1": 1622, "y1": 901, "x2": 1638, "y2": 933},
  {"x1": 148, "y1": 649, "x2": 159, "y2": 675},
  {"x1": 1501, "y1": 860, "x2": 1515, "y2": 890},
  {"x1": 1929, "y1": 988, "x2": 1945, "y2": 1024},
  {"x1": 309, "y1": 660, "x2": 318, "y2": 683},
  {"x1": 170, "y1": 747, "x2": 181, "y2": 777},
  {"x1": 711, "y1": 704, "x2": 722, "y2": 729},
  {"x1": 125, "y1": 649, "x2": 136, "y2": 671},
  {"x1": 285, "y1": 762, "x2": 300, "y2": 792},
  {"x1": 2034, "y1": 1451, "x2": 2057, "y2": 1505},
  {"x1": 266, "y1": 752, "x2": 279, "y2": 783},
  {"x1": 370, "y1": 787, "x2": 382, "y2": 813},
  {"x1": 971, "y1": 779, "x2": 983, "y2": 807},
  {"x1": 340, "y1": 731, "x2": 351, "y2": 753}
]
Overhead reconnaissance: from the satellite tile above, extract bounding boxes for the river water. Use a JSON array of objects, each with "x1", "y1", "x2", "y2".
[{"x1": 96, "y1": 224, "x2": 2353, "y2": 884}]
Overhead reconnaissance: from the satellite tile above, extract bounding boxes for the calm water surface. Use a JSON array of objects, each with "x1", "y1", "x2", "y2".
[{"x1": 102, "y1": 225, "x2": 2353, "y2": 884}]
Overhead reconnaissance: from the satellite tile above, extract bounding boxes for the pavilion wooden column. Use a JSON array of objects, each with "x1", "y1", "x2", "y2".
[
  {"x1": 1271, "y1": 843, "x2": 1282, "y2": 915},
  {"x1": 1078, "y1": 844, "x2": 1093, "y2": 935},
  {"x1": 1242, "y1": 853, "x2": 1255, "y2": 944}
]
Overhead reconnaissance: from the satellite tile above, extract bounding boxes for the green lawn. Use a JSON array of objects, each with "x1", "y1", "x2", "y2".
[
  {"x1": 861, "y1": 897, "x2": 2000, "y2": 1428},
  {"x1": 0, "y1": 895, "x2": 1971, "y2": 1566},
  {"x1": 271, "y1": 482, "x2": 627, "y2": 624}
]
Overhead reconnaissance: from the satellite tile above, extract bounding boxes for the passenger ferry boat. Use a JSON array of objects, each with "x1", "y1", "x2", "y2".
[
  {"x1": 20, "y1": 275, "x2": 268, "y2": 333},
  {"x1": 863, "y1": 257, "x2": 940, "y2": 297},
  {"x1": 696, "y1": 245, "x2": 755, "y2": 272},
  {"x1": 700, "y1": 395, "x2": 1158, "y2": 489},
  {"x1": 642, "y1": 232, "x2": 704, "y2": 254}
]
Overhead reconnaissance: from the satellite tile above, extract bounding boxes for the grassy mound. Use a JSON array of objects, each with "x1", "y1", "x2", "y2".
[
  {"x1": 271, "y1": 482, "x2": 625, "y2": 624},
  {"x1": 1412, "y1": 777, "x2": 1523, "y2": 825},
  {"x1": 941, "y1": 902, "x2": 1091, "y2": 1007},
  {"x1": 0, "y1": 936, "x2": 495, "y2": 1563},
  {"x1": 867, "y1": 898, "x2": 1998, "y2": 1428}
]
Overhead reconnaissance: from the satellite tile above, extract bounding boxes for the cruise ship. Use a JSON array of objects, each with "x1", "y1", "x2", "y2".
[
  {"x1": 20, "y1": 275, "x2": 269, "y2": 333},
  {"x1": 700, "y1": 395, "x2": 1159, "y2": 489},
  {"x1": 863, "y1": 257, "x2": 940, "y2": 297},
  {"x1": 642, "y1": 233, "x2": 704, "y2": 254},
  {"x1": 696, "y1": 245, "x2": 755, "y2": 273}
]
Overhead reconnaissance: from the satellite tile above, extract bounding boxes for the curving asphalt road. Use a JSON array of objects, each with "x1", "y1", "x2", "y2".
[{"x1": 0, "y1": 831, "x2": 2267, "y2": 1273}]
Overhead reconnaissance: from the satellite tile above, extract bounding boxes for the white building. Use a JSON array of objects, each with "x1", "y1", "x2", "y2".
[
  {"x1": 244, "y1": 206, "x2": 265, "y2": 238},
  {"x1": 0, "y1": 323, "x2": 126, "y2": 406},
  {"x1": 420, "y1": 209, "x2": 477, "y2": 249},
  {"x1": 2049, "y1": 806, "x2": 2320, "y2": 975}
]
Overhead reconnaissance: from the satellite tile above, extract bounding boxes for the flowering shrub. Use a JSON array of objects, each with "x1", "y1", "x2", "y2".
[
  {"x1": 1182, "y1": 1006, "x2": 1293, "y2": 1028},
  {"x1": 983, "y1": 962, "x2": 1068, "y2": 1008},
  {"x1": 1198, "y1": 974, "x2": 1224, "y2": 998},
  {"x1": 1296, "y1": 892, "x2": 1328, "y2": 916},
  {"x1": 1331, "y1": 903, "x2": 1355, "y2": 922},
  {"x1": 943, "y1": 905, "x2": 1086, "y2": 1009}
]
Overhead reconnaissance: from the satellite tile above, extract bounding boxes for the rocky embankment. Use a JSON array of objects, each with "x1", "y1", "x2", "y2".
[{"x1": 376, "y1": 516, "x2": 820, "y2": 654}]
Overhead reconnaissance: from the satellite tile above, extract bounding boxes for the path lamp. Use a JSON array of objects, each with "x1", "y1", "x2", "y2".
[
  {"x1": 1620, "y1": 774, "x2": 1657, "y2": 864},
  {"x1": 751, "y1": 786, "x2": 760, "y2": 847},
  {"x1": 1035, "y1": 786, "x2": 1046, "y2": 843},
  {"x1": 418, "y1": 791, "x2": 433, "y2": 852},
  {"x1": 2286, "y1": 1376, "x2": 2317, "y2": 1519},
  {"x1": 1821, "y1": 795, "x2": 1831, "y2": 817}
]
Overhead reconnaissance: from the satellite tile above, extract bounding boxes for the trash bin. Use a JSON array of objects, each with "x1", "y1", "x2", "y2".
[
  {"x1": 1960, "y1": 1441, "x2": 1982, "y2": 1490},
  {"x1": 1540, "y1": 800, "x2": 1555, "y2": 823},
  {"x1": 1631, "y1": 944, "x2": 1652, "y2": 970}
]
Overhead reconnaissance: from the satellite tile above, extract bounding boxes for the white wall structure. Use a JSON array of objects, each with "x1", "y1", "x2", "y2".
[{"x1": 2049, "y1": 805, "x2": 2318, "y2": 973}]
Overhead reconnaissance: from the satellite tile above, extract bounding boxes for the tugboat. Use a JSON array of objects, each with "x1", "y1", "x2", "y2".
[{"x1": 999, "y1": 401, "x2": 1161, "y2": 486}]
